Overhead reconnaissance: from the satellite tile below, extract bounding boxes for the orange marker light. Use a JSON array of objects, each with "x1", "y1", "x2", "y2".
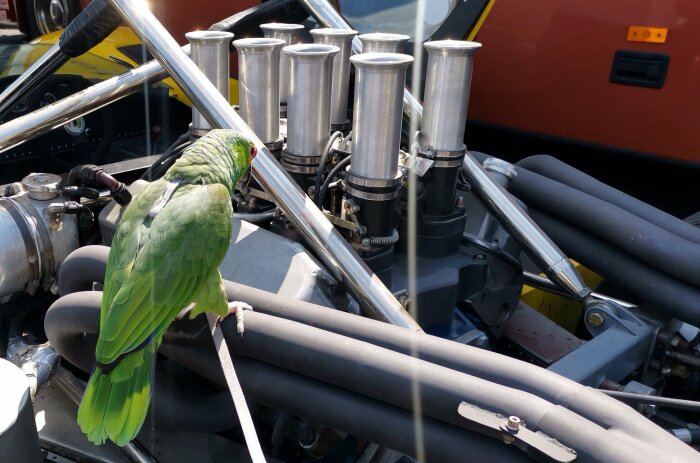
[{"x1": 627, "y1": 26, "x2": 668, "y2": 44}]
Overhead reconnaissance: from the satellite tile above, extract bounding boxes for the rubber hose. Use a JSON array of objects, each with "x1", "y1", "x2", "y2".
[
  {"x1": 43, "y1": 290, "x2": 679, "y2": 463},
  {"x1": 43, "y1": 292, "x2": 239, "y2": 433},
  {"x1": 528, "y1": 209, "x2": 700, "y2": 325},
  {"x1": 57, "y1": 245, "x2": 109, "y2": 297},
  {"x1": 54, "y1": 246, "x2": 690, "y2": 457},
  {"x1": 317, "y1": 156, "x2": 351, "y2": 206},
  {"x1": 517, "y1": 155, "x2": 700, "y2": 245},
  {"x1": 506, "y1": 165, "x2": 700, "y2": 287}
]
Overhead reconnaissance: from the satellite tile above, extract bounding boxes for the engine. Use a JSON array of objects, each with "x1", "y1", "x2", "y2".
[{"x1": 1, "y1": 1, "x2": 700, "y2": 463}]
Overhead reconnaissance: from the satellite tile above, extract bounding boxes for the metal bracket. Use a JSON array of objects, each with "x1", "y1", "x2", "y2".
[{"x1": 457, "y1": 402, "x2": 577, "y2": 463}]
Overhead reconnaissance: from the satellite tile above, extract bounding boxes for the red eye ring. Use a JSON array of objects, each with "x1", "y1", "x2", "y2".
[{"x1": 249, "y1": 146, "x2": 258, "y2": 158}]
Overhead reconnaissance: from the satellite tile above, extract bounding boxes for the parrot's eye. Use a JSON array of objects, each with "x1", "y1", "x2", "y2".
[{"x1": 249, "y1": 146, "x2": 257, "y2": 159}]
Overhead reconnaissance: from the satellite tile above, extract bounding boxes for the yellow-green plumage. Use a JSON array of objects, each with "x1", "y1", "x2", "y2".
[{"x1": 77, "y1": 129, "x2": 255, "y2": 446}]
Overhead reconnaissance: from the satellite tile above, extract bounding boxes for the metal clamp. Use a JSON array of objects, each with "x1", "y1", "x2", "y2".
[
  {"x1": 282, "y1": 151, "x2": 326, "y2": 174},
  {"x1": 457, "y1": 402, "x2": 577, "y2": 463},
  {"x1": 343, "y1": 170, "x2": 402, "y2": 202}
]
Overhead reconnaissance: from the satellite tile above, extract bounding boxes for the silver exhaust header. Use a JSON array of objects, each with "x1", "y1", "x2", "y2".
[
  {"x1": 419, "y1": 40, "x2": 481, "y2": 151},
  {"x1": 358, "y1": 33, "x2": 410, "y2": 54},
  {"x1": 349, "y1": 53, "x2": 413, "y2": 181},
  {"x1": 233, "y1": 38, "x2": 285, "y2": 147},
  {"x1": 310, "y1": 28, "x2": 358, "y2": 130},
  {"x1": 260, "y1": 23, "x2": 305, "y2": 117},
  {"x1": 283, "y1": 44, "x2": 339, "y2": 171},
  {"x1": 186, "y1": 31, "x2": 233, "y2": 137}
]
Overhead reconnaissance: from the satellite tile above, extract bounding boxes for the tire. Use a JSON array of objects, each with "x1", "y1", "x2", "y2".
[{"x1": 22, "y1": 0, "x2": 81, "y2": 39}]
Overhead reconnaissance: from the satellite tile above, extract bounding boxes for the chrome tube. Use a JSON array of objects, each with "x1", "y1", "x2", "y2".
[
  {"x1": 419, "y1": 40, "x2": 481, "y2": 151},
  {"x1": 462, "y1": 152, "x2": 590, "y2": 299},
  {"x1": 298, "y1": 0, "x2": 423, "y2": 123},
  {"x1": 186, "y1": 31, "x2": 233, "y2": 136},
  {"x1": 0, "y1": 46, "x2": 189, "y2": 154},
  {"x1": 350, "y1": 53, "x2": 413, "y2": 180},
  {"x1": 0, "y1": 43, "x2": 64, "y2": 120},
  {"x1": 108, "y1": 0, "x2": 420, "y2": 331},
  {"x1": 310, "y1": 28, "x2": 357, "y2": 127},
  {"x1": 358, "y1": 33, "x2": 409, "y2": 54},
  {"x1": 233, "y1": 38, "x2": 285, "y2": 145},
  {"x1": 260, "y1": 23, "x2": 304, "y2": 115},
  {"x1": 284, "y1": 44, "x2": 338, "y2": 158}
]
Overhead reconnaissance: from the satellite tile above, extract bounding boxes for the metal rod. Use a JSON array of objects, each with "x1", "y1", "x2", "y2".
[
  {"x1": 523, "y1": 271, "x2": 635, "y2": 308},
  {"x1": 420, "y1": 40, "x2": 481, "y2": 151},
  {"x1": 463, "y1": 152, "x2": 591, "y2": 300},
  {"x1": 233, "y1": 38, "x2": 285, "y2": 145},
  {"x1": 0, "y1": 46, "x2": 189, "y2": 154},
  {"x1": 358, "y1": 33, "x2": 410, "y2": 54},
  {"x1": 600, "y1": 389, "x2": 700, "y2": 412},
  {"x1": 350, "y1": 53, "x2": 413, "y2": 180},
  {"x1": 310, "y1": 28, "x2": 357, "y2": 126},
  {"x1": 299, "y1": 0, "x2": 423, "y2": 124},
  {"x1": 187, "y1": 31, "x2": 234, "y2": 136},
  {"x1": 0, "y1": 43, "x2": 65, "y2": 121},
  {"x1": 108, "y1": 0, "x2": 420, "y2": 331},
  {"x1": 284, "y1": 43, "x2": 338, "y2": 158}
]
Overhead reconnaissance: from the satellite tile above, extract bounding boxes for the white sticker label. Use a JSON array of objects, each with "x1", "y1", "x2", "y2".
[{"x1": 404, "y1": 157, "x2": 434, "y2": 177}]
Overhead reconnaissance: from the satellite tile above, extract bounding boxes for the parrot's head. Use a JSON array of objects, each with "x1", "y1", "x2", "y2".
[{"x1": 218, "y1": 130, "x2": 258, "y2": 183}]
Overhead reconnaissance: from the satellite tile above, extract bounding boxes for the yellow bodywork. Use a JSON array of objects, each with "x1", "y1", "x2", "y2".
[{"x1": 2, "y1": 26, "x2": 238, "y2": 107}]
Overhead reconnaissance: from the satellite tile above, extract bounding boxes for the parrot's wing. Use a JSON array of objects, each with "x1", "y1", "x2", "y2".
[{"x1": 95, "y1": 183, "x2": 233, "y2": 365}]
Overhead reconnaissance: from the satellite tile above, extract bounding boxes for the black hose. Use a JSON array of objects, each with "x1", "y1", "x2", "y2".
[
  {"x1": 57, "y1": 245, "x2": 109, "y2": 297},
  {"x1": 314, "y1": 131, "x2": 343, "y2": 205},
  {"x1": 161, "y1": 346, "x2": 530, "y2": 463},
  {"x1": 44, "y1": 292, "x2": 238, "y2": 433},
  {"x1": 45, "y1": 290, "x2": 682, "y2": 462},
  {"x1": 517, "y1": 155, "x2": 700, "y2": 245},
  {"x1": 140, "y1": 133, "x2": 191, "y2": 181},
  {"x1": 527, "y1": 209, "x2": 700, "y2": 325},
  {"x1": 506, "y1": 165, "x2": 700, "y2": 287},
  {"x1": 55, "y1": 246, "x2": 687, "y2": 455},
  {"x1": 317, "y1": 156, "x2": 351, "y2": 207}
]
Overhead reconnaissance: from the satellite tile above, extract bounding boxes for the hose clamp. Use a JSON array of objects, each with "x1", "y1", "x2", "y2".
[
  {"x1": 281, "y1": 151, "x2": 327, "y2": 174},
  {"x1": 343, "y1": 170, "x2": 402, "y2": 201},
  {"x1": 413, "y1": 137, "x2": 466, "y2": 169}
]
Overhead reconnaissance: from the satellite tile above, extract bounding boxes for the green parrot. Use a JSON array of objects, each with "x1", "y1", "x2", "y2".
[{"x1": 77, "y1": 129, "x2": 257, "y2": 446}]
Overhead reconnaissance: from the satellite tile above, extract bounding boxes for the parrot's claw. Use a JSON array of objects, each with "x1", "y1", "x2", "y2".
[{"x1": 224, "y1": 301, "x2": 253, "y2": 337}]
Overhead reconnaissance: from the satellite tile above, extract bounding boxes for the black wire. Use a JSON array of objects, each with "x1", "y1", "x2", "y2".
[
  {"x1": 140, "y1": 132, "x2": 191, "y2": 181},
  {"x1": 317, "y1": 156, "x2": 351, "y2": 207}
]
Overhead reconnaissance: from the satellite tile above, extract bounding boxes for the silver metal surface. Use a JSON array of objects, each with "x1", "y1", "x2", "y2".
[
  {"x1": 483, "y1": 157, "x2": 517, "y2": 181},
  {"x1": 522, "y1": 271, "x2": 634, "y2": 308},
  {"x1": 260, "y1": 23, "x2": 304, "y2": 108},
  {"x1": 358, "y1": 33, "x2": 410, "y2": 54},
  {"x1": 284, "y1": 44, "x2": 338, "y2": 158},
  {"x1": 0, "y1": 46, "x2": 190, "y2": 154},
  {"x1": 22, "y1": 173, "x2": 62, "y2": 200},
  {"x1": 0, "y1": 42, "x2": 63, "y2": 120},
  {"x1": 310, "y1": 28, "x2": 357, "y2": 125},
  {"x1": 0, "y1": 187, "x2": 78, "y2": 299},
  {"x1": 187, "y1": 31, "x2": 233, "y2": 134},
  {"x1": 350, "y1": 53, "x2": 413, "y2": 180},
  {"x1": 299, "y1": 0, "x2": 423, "y2": 124},
  {"x1": 234, "y1": 38, "x2": 284, "y2": 145},
  {"x1": 462, "y1": 152, "x2": 591, "y2": 300},
  {"x1": 109, "y1": 0, "x2": 420, "y2": 331},
  {"x1": 420, "y1": 40, "x2": 481, "y2": 151}
]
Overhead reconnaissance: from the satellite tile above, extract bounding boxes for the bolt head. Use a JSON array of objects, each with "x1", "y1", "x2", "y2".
[
  {"x1": 587, "y1": 312, "x2": 605, "y2": 328},
  {"x1": 505, "y1": 416, "x2": 521, "y2": 432}
]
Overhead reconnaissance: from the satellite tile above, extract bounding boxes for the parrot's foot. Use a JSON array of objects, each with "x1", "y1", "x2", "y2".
[{"x1": 225, "y1": 301, "x2": 253, "y2": 336}]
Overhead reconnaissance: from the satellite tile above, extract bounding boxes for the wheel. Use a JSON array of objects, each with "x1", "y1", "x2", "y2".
[{"x1": 22, "y1": 0, "x2": 81, "y2": 39}]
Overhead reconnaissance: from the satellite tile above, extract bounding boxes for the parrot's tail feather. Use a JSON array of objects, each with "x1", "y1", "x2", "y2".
[{"x1": 78, "y1": 349, "x2": 154, "y2": 447}]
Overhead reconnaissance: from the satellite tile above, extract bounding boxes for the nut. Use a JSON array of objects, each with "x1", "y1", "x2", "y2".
[{"x1": 587, "y1": 312, "x2": 605, "y2": 328}]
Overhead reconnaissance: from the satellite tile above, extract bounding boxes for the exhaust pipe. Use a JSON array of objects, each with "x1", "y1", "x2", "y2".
[
  {"x1": 310, "y1": 28, "x2": 358, "y2": 132},
  {"x1": 260, "y1": 23, "x2": 305, "y2": 118},
  {"x1": 282, "y1": 44, "x2": 339, "y2": 176},
  {"x1": 233, "y1": 37, "x2": 285, "y2": 149},
  {"x1": 349, "y1": 53, "x2": 412, "y2": 181},
  {"x1": 186, "y1": 31, "x2": 234, "y2": 137},
  {"x1": 358, "y1": 33, "x2": 409, "y2": 54}
]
